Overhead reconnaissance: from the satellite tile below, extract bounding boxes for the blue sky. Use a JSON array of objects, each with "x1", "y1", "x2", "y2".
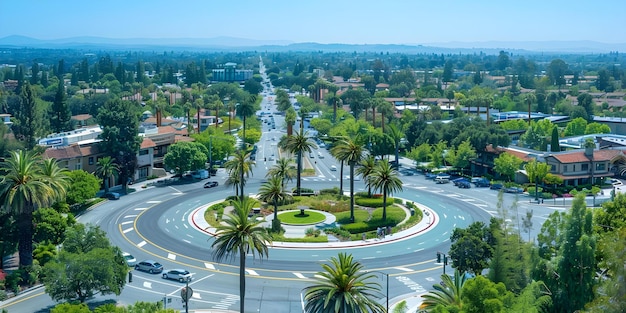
[{"x1": 1, "y1": 0, "x2": 624, "y2": 44}]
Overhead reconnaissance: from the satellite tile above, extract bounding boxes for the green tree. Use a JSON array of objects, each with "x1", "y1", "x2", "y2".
[
  {"x1": 493, "y1": 153, "x2": 523, "y2": 181},
  {"x1": 163, "y1": 141, "x2": 208, "y2": 174},
  {"x1": 33, "y1": 207, "x2": 75, "y2": 246},
  {"x1": 304, "y1": 253, "x2": 385, "y2": 313},
  {"x1": 50, "y1": 303, "x2": 91, "y2": 313},
  {"x1": 94, "y1": 156, "x2": 119, "y2": 194},
  {"x1": 0, "y1": 150, "x2": 66, "y2": 267},
  {"x1": 266, "y1": 157, "x2": 296, "y2": 191},
  {"x1": 211, "y1": 197, "x2": 272, "y2": 313},
  {"x1": 50, "y1": 81, "x2": 72, "y2": 133},
  {"x1": 577, "y1": 93, "x2": 595, "y2": 121},
  {"x1": 420, "y1": 269, "x2": 468, "y2": 312},
  {"x1": 97, "y1": 98, "x2": 142, "y2": 189},
  {"x1": 282, "y1": 131, "x2": 317, "y2": 196},
  {"x1": 331, "y1": 137, "x2": 367, "y2": 222},
  {"x1": 585, "y1": 122, "x2": 611, "y2": 134},
  {"x1": 12, "y1": 82, "x2": 46, "y2": 149},
  {"x1": 42, "y1": 224, "x2": 127, "y2": 302},
  {"x1": 449, "y1": 221, "x2": 493, "y2": 275},
  {"x1": 453, "y1": 139, "x2": 477, "y2": 173},
  {"x1": 224, "y1": 149, "x2": 255, "y2": 201},
  {"x1": 546, "y1": 59, "x2": 568, "y2": 89},
  {"x1": 585, "y1": 226, "x2": 626, "y2": 313},
  {"x1": 550, "y1": 127, "x2": 560, "y2": 152},
  {"x1": 369, "y1": 160, "x2": 403, "y2": 221},
  {"x1": 65, "y1": 170, "x2": 102, "y2": 206},
  {"x1": 258, "y1": 176, "x2": 289, "y2": 232},
  {"x1": 563, "y1": 117, "x2": 588, "y2": 136},
  {"x1": 461, "y1": 275, "x2": 511, "y2": 313},
  {"x1": 387, "y1": 123, "x2": 404, "y2": 168},
  {"x1": 236, "y1": 94, "x2": 257, "y2": 148},
  {"x1": 524, "y1": 160, "x2": 550, "y2": 201}
]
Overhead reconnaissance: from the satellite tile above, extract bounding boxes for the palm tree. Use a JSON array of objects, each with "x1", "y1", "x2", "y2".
[
  {"x1": 370, "y1": 160, "x2": 403, "y2": 221},
  {"x1": 95, "y1": 156, "x2": 119, "y2": 194},
  {"x1": 225, "y1": 169, "x2": 241, "y2": 198},
  {"x1": 211, "y1": 197, "x2": 272, "y2": 313},
  {"x1": 266, "y1": 157, "x2": 296, "y2": 190},
  {"x1": 224, "y1": 149, "x2": 255, "y2": 201},
  {"x1": 213, "y1": 99, "x2": 224, "y2": 129},
  {"x1": 524, "y1": 93, "x2": 536, "y2": 125},
  {"x1": 258, "y1": 176, "x2": 290, "y2": 232},
  {"x1": 356, "y1": 155, "x2": 376, "y2": 197},
  {"x1": 420, "y1": 269, "x2": 468, "y2": 311},
  {"x1": 331, "y1": 137, "x2": 367, "y2": 223},
  {"x1": 40, "y1": 158, "x2": 70, "y2": 202},
  {"x1": 387, "y1": 123, "x2": 403, "y2": 169},
  {"x1": 282, "y1": 130, "x2": 317, "y2": 196},
  {"x1": 236, "y1": 94, "x2": 257, "y2": 149},
  {"x1": 227, "y1": 101, "x2": 236, "y2": 133},
  {"x1": 304, "y1": 253, "x2": 385, "y2": 313},
  {"x1": 377, "y1": 101, "x2": 394, "y2": 133},
  {"x1": 0, "y1": 150, "x2": 67, "y2": 267}
]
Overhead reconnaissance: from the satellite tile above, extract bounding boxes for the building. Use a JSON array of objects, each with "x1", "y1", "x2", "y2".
[
  {"x1": 0, "y1": 113, "x2": 12, "y2": 127},
  {"x1": 212, "y1": 62, "x2": 253, "y2": 82}
]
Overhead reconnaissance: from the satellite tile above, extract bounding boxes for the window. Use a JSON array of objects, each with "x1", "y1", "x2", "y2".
[
  {"x1": 139, "y1": 149, "x2": 149, "y2": 155},
  {"x1": 563, "y1": 165, "x2": 568, "y2": 172},
  {"x1": 581, "y1": 164, "x2": 589, "y2": 171},
  {"x1": 596, "y1": 163, "x2": 606, "y2": 171},
  {"x1": 88, "y1": 157, "x2": 94, "y2": 165}
]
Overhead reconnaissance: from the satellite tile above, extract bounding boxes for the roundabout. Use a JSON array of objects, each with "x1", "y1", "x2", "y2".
[{"x1": 82, "y1": 176, "x2": 496, "y2": 312}]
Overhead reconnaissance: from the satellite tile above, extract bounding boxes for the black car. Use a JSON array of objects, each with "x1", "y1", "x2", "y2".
[
  {"x1": 204, "y1": 181, "x2": 219, "y2": 188},
  {"x1": 425, "y1": 173, "x2": 437, "y2": 180},
  {"x1": 490, "y1": 183, "x2": 504, "y2": 190},
  {"x1": 457, "y1": 180, "x2": 471, "y2": 189},
  {"x1": 102, "y1": 192, "x2": 120, "y2": 200}
]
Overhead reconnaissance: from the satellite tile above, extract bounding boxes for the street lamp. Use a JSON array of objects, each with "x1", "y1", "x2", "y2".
[{"x1": 367, "y1": 270, "x2": 389, "y2": 312}]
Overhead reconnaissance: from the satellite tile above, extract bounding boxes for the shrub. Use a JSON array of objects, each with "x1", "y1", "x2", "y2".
[
  {"x1": 354, "y1": 191, "x2": 369, "y2": 198},
  {"x1": 355, "y1": 197, "x2": 396, "y2": 208},
  {"x1": 319, "y1": 187, "x2": 341, "y2": 195},
  {"x1": 305, "y1": 227, "x2": 321, "y2": 237},
  {"x1": 371, "y1": 207, "x2": 404, "y2": 224},
  {"x1": 393, "y1": 198, "x2": 403, "y2": 204},
  {"x1": 335, "y1": 210, "x2": 369, "y2": 224},
  {"x1": 323, "y1": 227, "x2": 352, "y2": 240}
]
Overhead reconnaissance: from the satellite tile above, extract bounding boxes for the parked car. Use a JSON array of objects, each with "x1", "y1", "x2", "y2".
[
  {"x1": 425, "y1": 173, "x2": 437, "y2": 180},
  {"x1": 504, "y1": 186, "x2": 524, "y2": 194},
  {"x1": 122, "y1": 252, "x2": 137, "y2": 267},
  {"x1": 135, "y1": 260, "x2": 163, "y2": 274},
  {"x1": 435, "y1": 176, "x2": 450, "y2": 184},
  {"x1": 457, "y1": 180, "x2": 471, "y2": 189},
  {"x1": 102, "y1": 192, "x2": 120, "y2": 200},
  {"x1": 473, "y1": 178, "x2": 491, "y2": 187},
  {"x1": 162, "y1": 269, "x2": 192, "y2": 282},
  {"x1": 490, "y1": 183, "x2": 504, "y2": 190},
  {"x1": 204, "y1": 181, "x2": 219, "y2": 188},
  {"x1": 452, "y1": 178, "x2": 469, "y2": 186}
]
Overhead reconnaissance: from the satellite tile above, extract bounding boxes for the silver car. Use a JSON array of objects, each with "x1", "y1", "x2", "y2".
[
  {"x1": 162, "y1": 269, "x2": 192, "y2": 282},
  {"x1": 122, "y1": 252, "x2": 137, "y2": 267},
  {"x1": 135, "y1": 260, "x2": 163, "y2": 274}
]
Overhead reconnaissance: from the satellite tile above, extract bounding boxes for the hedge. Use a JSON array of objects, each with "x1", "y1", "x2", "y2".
[
  {"x1": 355, "y1": 197, "x2": 396, "y2": 208},
  {"x1": 335, "y1": 210, "x2": 369, "y2": 224}
]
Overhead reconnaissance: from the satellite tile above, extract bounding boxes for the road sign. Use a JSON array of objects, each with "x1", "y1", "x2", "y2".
[{"x1": 181, "y1": 287, "x2": 193, "y2": 302}]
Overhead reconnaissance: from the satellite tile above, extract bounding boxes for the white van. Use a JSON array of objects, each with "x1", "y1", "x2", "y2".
[{"x1": 435, "y1": 176, "x2": 450, "y2": 184}]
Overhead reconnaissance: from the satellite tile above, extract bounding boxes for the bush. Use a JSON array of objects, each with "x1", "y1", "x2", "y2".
[
  {"x1": 354, "y1": 191, "x2": 369, "y2": 198},
  {"x1": 339, "y1": 206, "x2": 405, "y2": 234},
  {"x1": 319, "y1": 187, "x2": 341, "y2": 195},
  {"x1": 355, "y1": 197, "x2": 395, "y2": 208},
  {"x1": 305, "y1": 227, "x2": 321, "y2": 237},
  {"x1": 371, "y1": 207, "x2": 404, "y2": 224},
  {"x1": 324, "y1": 227, "x2": 352, "y2": 240},
  {"x1": 335, "y1": 210, "x2": 369, "y2": 224}
]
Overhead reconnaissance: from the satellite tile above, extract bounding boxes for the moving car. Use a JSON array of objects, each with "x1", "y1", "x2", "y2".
[
  {"x1": 122, "y1": 252, "x2": 137, "y2": 267},
  {"x1": 330, "y1": 165, "x2": 337, "y2": 171},
  {"x1": 490, "y1": 183, "x2": 504, "y2": 190},
  {"x1": 203, "y1": 181, "x2": 219, "y2": 188},
  {"x1": 504, "y1": 186, "x2": 524, "y2": 194},
  {"x1": 102, "y1": 192, "x2": 120, "y2": 200},
  {"x1": 135, "y1": 260, "x2": 163, "y2": 274},
  {"x1": 162, "y1": 269, "x2": 192, "y2": 282}
]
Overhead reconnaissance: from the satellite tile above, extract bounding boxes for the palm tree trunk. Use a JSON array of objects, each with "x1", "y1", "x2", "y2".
[
  {"x1": 333, "y1": 102, "x2": 337, "y2": 123},
  {"x1": 372, "y1": 107, "x2": 376, "y2": 127},
  {"x1": 339, "y1": 160, "x2": 344, "y2": 195},
  {"x1": 381, "y1": 112, "x2": 385, "y2": 132},
  {"x1": 215, "y1": 107, "x2": 219, "y2": 129},
  {"x1": 296, "y1": 151, "x2": 302, "y2": 196},
  {"x1": 239, "y1": 247, "x2": 246, "y2": 313},
  {"x1": 242, "y1": 116, "x2": 247, "y2": 149},
  {"x1": 240, "y1": 164, "x2": 245, "y2": 202},
  {"x1": 18, "y1": 209, "x2": 34, "y2": 267},
  {"x1": 382, "y1": 192, "x2": 387, "y2": 221},
  {"x1": 349, "y1": 163, "x2": 355, "y2": 223},
  {"x1": 197, "y1": 107, "x2": 201, "y2": 134}
]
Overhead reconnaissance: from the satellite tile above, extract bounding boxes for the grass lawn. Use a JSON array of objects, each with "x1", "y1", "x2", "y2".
[{"x1": 279, "y1": 210, "x2": 327, "y2": 225}]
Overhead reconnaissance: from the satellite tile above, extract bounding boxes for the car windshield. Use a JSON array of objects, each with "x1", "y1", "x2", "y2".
[
  {"x1": 153, "y1": 262, "x2": 162, "y2": 267},
  {"x1": 124, "y1": 255, "x2": 134, "y2": 260}
]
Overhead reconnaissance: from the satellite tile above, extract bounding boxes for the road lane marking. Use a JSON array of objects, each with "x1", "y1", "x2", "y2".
[
  {"x1": 204, "y1": 263, "x2": 215, "y2": 270},
  {"x1": 122, "y1": 227, "x2": 134, "y2": 234},
  {"x1": 167, "y1": 253, "x2": 176, "y2": 260},
  {"x1": 294, "y1": 272, "x2": 306, "y2": 279},
  {"x1": 121, "y1": 221, "x2": 133, "y2": 225},
  {"x1": 137, "y1": 241, "x2": 146, "y2": 247},
  {"x1": 393, "y1": 267, "x2": 413, "y2": 272},
  {"x1": 143, "y1": 282, "x2": 152, "y2": 289},
  {"x1": 245, "y1": 269, "x2": 259, "y2": 276},
  {"x1": 146, "y1": 200, "x2": 161, "y2": 204},
  {"x1": 134, "y1": 208, "x2": 148, "y2": 211},
  {"x1": 124, "y1": 214, "x2": 138, "y2": 218}
]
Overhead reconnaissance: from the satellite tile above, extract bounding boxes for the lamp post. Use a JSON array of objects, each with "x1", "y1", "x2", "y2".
[{"x1": 368, "y1": 270, "x2": 389, "y2": 312}]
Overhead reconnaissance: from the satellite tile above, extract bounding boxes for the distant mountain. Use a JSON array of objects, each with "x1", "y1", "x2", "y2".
[{"x1": 0, "y1": 35, "x2": 623, "y2": 54}]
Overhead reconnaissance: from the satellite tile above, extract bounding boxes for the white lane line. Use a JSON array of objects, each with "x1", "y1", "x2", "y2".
[
  {"x1": 121, "y1": 221, "x2": 133, "y2": 225},
  {"x1": 426, "y1": 277, "x2": 436, "y2": 281},
  {"x1": 134, "y1": 208, "x2": 147, "y2": 211},
  {"x1": 143, "y1": 282, "x2": 152, "y2": 289},
  {"x1": 245, "y1": 269, "x2": 259, "y2": 276},
  {"x1": 294, "y1": 272, "x2": 306, "y2": 279},
  {"x1": 122, "y1": 227, "x2": 134, "y2": 234},
  {"x1": 137, "y1": 241, "x2": 146, "y2": 247},
  {"x1": 146, "y1": 200, "x2": 161, "y2": 204},
  {"x1": 124, "y1": 215, "x2": 138, "y2": 218},
  {"x1": 168, "y1": 186, "x2": 182, "y2": 193},
  {"x1": 167, "y1": 253, "x2": 176, "y2": 260},
  {"x1": 394, "y1": 267, "x2": 414, "y2": 272},
  {"x1": 204, "y1": 263, "x2": 215, "y2": 270},
  {"x1": 183, "y1": 239, "x2": 191, "y2": 244},
  {"x1": 192, "y1": 292, "x2": 201, "y2": 299}
]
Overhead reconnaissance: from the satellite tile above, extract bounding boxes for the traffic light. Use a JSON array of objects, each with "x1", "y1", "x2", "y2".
[
  {"x1": 436, "y1": 252, "x2": 441, "y2": 263},
  {"x1": 444, "y1": 255, "x2": 448, "y2": 265}
]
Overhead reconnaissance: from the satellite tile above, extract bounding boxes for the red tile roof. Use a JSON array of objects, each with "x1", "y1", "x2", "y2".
[
  {"x1": 71, "y1": 114, "x2": 92, "y2": 121},
  {"x1": 551, "y1": 149, "x2": 622, "y2": 163},
  {"x1": 140, "y1": 137, "x2": 156, "y2": 149},
  {"x1": 44, "y1": 145, "x2": 82, "y2": 160}
]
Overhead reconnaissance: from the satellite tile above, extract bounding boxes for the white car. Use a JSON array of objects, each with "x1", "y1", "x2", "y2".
[
  {"x1": 162, "y1": 269, "x2": 192, "y2": 283},
  {"x1": 122, "y1": 252, "x2": 137, "y2": 267},
  {"x1": 330, "y1": 165, "x2": 337, "y2": 171}
]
